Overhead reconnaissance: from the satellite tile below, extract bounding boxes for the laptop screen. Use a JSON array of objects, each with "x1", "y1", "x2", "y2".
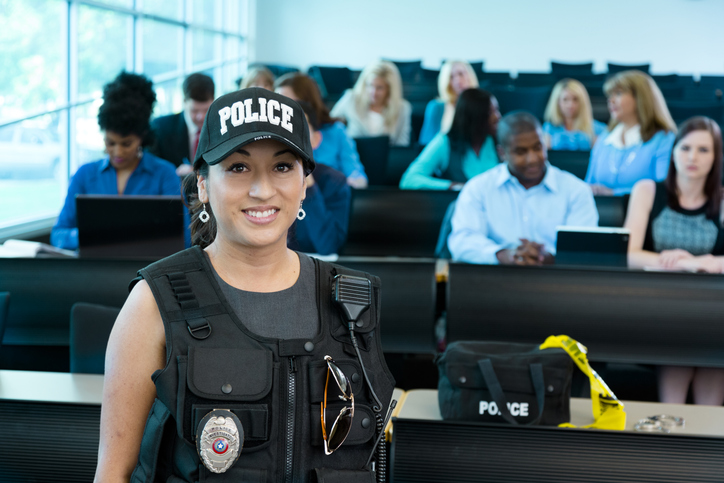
[
  {"x1": 556, "y1": 226, "x2": 630, "y2": 268},
  {"x1": 76, "y1": 195, "x2": 185, "y2": 259}
]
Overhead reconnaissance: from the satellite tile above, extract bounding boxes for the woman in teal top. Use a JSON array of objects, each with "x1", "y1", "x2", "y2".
[{"x1": 400, "y1": 88, "x2": 501, "y2": 190}]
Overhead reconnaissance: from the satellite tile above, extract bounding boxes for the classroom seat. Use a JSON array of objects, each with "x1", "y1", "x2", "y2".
[
  {"x1": 387, "y1": 144, "x2": 422, "y2": 185},
  {"x1": 683, "y1": 87, "x2": 723, "y2": 102},
  {"x1": 490, "y1": 85, "x2": 553, "y2": 120},
  {"x1": 595, "y1": 195, "x2": 628, "y2": 227},
  {"x1": 341, "y1": 188, "x2": 458, "y2": 257},
  {"x1": 421, "y1": 68, "x2": 439, "y2": 82},
  {"x1": 607, "y1": 62, "x2": 650, "y2": 74},
  {"x1": 547, "y1": 150, "x2": 590, "y2": 180},
  {"x1": 402, "y1": 82, "x2": 438, "y2": 103},
  {"x1": 384, "y1": 59, "x2": 423, "y2": 82},
  {"x1": 354, "y1": 136, "x2": 390, "y2": 186},
  {"x1": 478, "y1": 72, "x2": 512, "y2": 86},
  {"x1": 514, "y1": 73, "x2": 556, "y2": 87},
  {"x1": 666, "y1": 100, "x2": 724, "y2": 125},
  {"x1": 335, "y1": 258, "x2": 438, "y2": 354},
  {"x1": 699, "y1": 75, "x2": 724, "y2": 88},
  {"x1": 0, "y1": 293, "x2": 8, "y2": 349},
  {"x1": 308, "y1": 65, "x2": 354, "y2": 99},
  {"x1": 550, "y1": 61, "x2": 593, "y2": 76},
  {"x1": 69, "y1": 303, "x2": 120, "y2": 374}
]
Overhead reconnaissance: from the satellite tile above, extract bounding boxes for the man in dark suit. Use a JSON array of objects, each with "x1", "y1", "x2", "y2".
[{"x1": 150, "y1": 73, "x2": 215, "y2": 176}]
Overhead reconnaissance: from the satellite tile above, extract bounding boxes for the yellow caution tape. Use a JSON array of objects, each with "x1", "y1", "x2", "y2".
[{"x1": 540, "y1": 335, "x2": 626, "y2": 430}]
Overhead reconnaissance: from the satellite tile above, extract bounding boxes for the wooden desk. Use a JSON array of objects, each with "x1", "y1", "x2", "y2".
[{"x1": 391, "y1": 389, "x2": 724, "y2": 483}]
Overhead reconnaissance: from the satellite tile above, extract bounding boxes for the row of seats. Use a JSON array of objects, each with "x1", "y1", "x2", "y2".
[{"x1": 4, "y1": 257, "x2": 724, "y2": 376}]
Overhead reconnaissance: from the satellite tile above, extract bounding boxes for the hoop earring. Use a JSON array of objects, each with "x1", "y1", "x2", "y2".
[
  {"x1": 297, "y1": 202, "x2": 306, "y2": 221},
  {"x1": 199, "y1": 204, "x2": 210, "y2": 223}
]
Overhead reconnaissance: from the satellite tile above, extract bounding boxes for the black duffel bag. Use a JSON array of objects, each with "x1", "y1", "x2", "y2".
[{"x1": 437, "y1": 340, "x2": 573, "y2": 425}]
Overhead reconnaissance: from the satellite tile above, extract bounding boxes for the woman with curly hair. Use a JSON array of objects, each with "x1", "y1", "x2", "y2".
[{"x1": 51, "y1": 71, "x2": 181, "y2": 249}]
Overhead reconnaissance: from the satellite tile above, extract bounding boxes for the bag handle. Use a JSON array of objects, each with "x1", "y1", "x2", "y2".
[
  {"x1": 539, "y1": 335, "x2": 627, "y2": 430},
  {"x1": 477, "y1": 359, "x2": 545, "y2": 425}
]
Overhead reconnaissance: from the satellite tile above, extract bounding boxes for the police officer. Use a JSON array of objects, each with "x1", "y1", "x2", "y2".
[{"x1": 96, "y1": 88, "x2": 395, "y2": 482}]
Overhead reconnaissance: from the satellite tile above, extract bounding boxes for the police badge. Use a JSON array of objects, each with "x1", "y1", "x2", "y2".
[{"x1": 196, "y1": 409, "x2": 244, "y2": 473}]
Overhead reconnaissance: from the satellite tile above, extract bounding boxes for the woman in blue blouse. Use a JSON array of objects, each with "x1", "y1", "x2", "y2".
[
  {"x1": 276, "y1": 73, "x2": 368, "y2": 188},
  {"x1": 400, "y1": 88, "x2": 501, "y2": 190},
  {"x1": 418, "y1": 60, "x2": 479, "y2": 145},
  {"x1": 51, "y1": 72, "x2": 180, "y2": 250},
  {"x1": 585, "y1": 70, "x2": 677, "y2": 195},
  {"x1": 542, "y1": 78, "x2": 607, "y2": 151}
]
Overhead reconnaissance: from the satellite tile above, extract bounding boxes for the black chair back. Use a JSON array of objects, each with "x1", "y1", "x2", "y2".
[
  {"x1": 69, "y1": 302, "x2": 120, "y2": 374},
  {"x1": 354, "y1": 136, "x2": 390, "y2": 186},
  {"x1": 341, "y1": 188, "x2": 458, "y2": 257},
  {"x1": 478, "y1": 72, "x2": 512, "y2": 86},
  {"x1": 550, "y1": 61, "x2": 593, "y2": 76},
  {"x1": 607, "y1": 63, "x2": 650, "y2": 74},
  {"x1": 547, "y1": 150, "x2": 590, "y2": 180},
  {"x1": 514, "y1": 73, "x2": 556, "y2": 87},
  {"x1": 308, "y1": 65, "x2": 353, "y2": 99},
  {"x1": 388, "y1": 145, "x2": 422, "y2": 186},
  {"x1": 490, "y1": 85, "x2": 553, "y2": 120},
  {"x1": 666, "y1": 100, "x2": 724, "y2": 126},
  {"x1": 335, "y1": 259, "x2": 437, "y2": 354},
  {"x1": 595, "y1": 195, "x2": 629, "y2": 227},
  {"x1": 434, "y1": 200, "x2": 457, "y2": 259},
  {"x1": 385, "y1": 59, "x2": 423, "y2": 82},
  {"x1": 0, "y1": 292, "x2": 8, "y2": 347}
]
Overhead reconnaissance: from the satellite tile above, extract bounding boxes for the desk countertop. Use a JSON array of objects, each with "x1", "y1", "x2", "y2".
[
  {"x1": 0, "y1": 370, "x2": 104, "y2": 405},
  {"x1": 396, "y1": 388, "x2": 724, "y2": 437}
]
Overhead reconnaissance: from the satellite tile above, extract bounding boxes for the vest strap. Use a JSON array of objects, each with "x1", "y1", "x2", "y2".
[{"x1": 166, "y1": 271, "x2": 213, "y2": 339}]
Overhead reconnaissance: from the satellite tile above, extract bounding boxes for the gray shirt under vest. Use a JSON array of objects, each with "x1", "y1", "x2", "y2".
[{"x1": 207, "y1": 252, "x2": 319, "y2": 340}]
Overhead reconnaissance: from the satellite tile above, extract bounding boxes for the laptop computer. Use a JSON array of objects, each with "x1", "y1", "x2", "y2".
[
  {"x1": 555, "y1": 226, "x2": 629, "y2": 268},
  {"x1": 76, "y1": 195, "x2": 185, "y2": 259}
]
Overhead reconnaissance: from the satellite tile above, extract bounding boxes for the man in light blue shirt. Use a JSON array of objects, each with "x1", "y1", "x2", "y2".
[{"x1": 449, "y1": 111, "x2": 598, "y2": 265}]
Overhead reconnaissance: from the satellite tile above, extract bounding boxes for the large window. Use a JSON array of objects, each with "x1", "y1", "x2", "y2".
[{"x1": 0, "y1": 0, "x2": 249, "y2": 239}]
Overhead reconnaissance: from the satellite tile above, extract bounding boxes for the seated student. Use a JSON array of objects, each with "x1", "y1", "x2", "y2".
[
  {"x1": 51, "y1": 72, "x2": 180, "y2": 250},
  {"x1": 542, "y1": 78, "x2": 607, "y2": 151},
  {"x1": 418, "y1": 60, "x2": 479, "y2": 145},
  {"x1": 288, "y1": 102, "x2": 351, "y2": 255},
  {"x1": 625, "y1": 119, "x2": 724, "y2": 406},
  {"x1": 586, "y1": 70, "x2": 677, "y2": 195},
  {"x1": 399, "y1": 88, "x2": 501, "y2": 190},
  {"x1": 448, "y1": 111, "x2": 598, "y2": 265},
  {"x1": 625, "y1": 116, "x2": 724, "y2": 272},
  {"x1": 276, "y1": 73, "x2": 369, "y2": 188},
  {"x1": 330, "y1": 60, "x2": 412, "y2": 146},
  {"x1": 149, "y1": 73, "x2": 215, "y2": 177},
  {"x1": 237, "y1": 65, "x2": 275, "y2": 91}
]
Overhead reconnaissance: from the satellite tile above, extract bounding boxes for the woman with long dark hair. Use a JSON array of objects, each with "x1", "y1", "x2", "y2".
[
  {"x1": 400, "y1": 88, "x2": 501, "y2": 190},
  {"x1": 624, "y1": 116, "x2": 724, "y2": 404},
  {"x1": 95, "y1": 88, "x2": 394, "y2": 482}
]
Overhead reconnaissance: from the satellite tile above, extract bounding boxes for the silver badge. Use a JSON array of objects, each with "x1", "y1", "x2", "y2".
[{"x1": 196, "y1": 409, "x2": 243, "y2": 473}]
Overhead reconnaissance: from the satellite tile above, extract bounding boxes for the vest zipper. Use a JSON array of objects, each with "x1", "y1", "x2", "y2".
[{"x1": 284, "y1": 356, "x2": 297, "y2": 483}]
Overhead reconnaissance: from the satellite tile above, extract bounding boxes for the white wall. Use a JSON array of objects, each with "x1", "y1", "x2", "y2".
[{"x1": 252, "y1": 0, "x2": 724, "y2": 76}]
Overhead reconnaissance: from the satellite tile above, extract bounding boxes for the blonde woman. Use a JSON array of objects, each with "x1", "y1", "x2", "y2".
[
  {"x1": 419, "y1": 60, "x2": 479, "y2": 145},
  {"x1": 585, "y1": 70, "x2": 677, "y2": 195},
  {"x1": 330, "y1": 60, "x2": 412, "y2": 146},
  {"x1": 238, "y1": 65, "x2": 275, "y2": 91},
  {"x1": 543, "y1": 79, "x2": 607, "y2": 151}
]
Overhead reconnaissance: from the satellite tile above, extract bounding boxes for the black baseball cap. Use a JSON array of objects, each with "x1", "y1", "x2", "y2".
[{"x1": 193, "y1": 87, "x2": 315, "y2": 175}]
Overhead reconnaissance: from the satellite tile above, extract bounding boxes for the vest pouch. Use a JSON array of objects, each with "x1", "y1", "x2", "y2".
[
  {"x1": 308, "y1": 359, "x2": 365, "y2": 404},
  {"x1": 130, "y1": 398, "x2": 175, "y2": 483},
  {"x1": 182, "y1": 348, "x2": 275, "y2": 449}
]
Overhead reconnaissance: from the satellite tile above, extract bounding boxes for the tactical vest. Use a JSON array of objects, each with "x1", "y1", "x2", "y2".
[{"x1": 129, "y1": 247, "x2": 395, "y2": 483}]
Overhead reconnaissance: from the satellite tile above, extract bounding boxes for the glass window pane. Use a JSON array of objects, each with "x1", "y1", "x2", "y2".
[
  {"x1": 142, "y1": 20, "x2": 182, "y2": 79},
  {"x1": 153, "y1": 78, "x2": 183, "y2": 117},
  {"x1": 191, "y1": 30, "x2": 220, "y2": 68},
  {"x1": 77, "y1": 6, "x2": 131, "y2": 99},
  {"x1": 0, "y1": 0, "x2": 65, "y2": 121},
  {"x1": 222, "y1": 0, "x2": 240, "y2": 32},
  {"x1": 190, "y1": 0, "x2": 220, "y2": 28},
  {"x1": 141, "y1": 0, "x2": 183, "y2": 20},
  {"x1": 91, "y1": 0, "x2": 133, "y2": 7},
  {"x1": 73, "y1": 101, "x2": 105, "y2": 174},
  {"x1": 0, "y1": 112, "x2": 67, "y2": 228}
]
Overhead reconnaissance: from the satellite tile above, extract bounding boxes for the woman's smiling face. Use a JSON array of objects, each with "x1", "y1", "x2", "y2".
[{"x1": 197, "y1": 138, "x2": 306, "y2": 250}]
